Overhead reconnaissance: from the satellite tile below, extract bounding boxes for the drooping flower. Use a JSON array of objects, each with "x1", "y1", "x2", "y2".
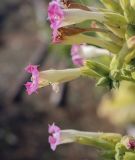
[
  {"x1": 48, "y1": 123, "x2": 61, "y2": 151},
  {"x1": 24, "y1": 64, "x2": 39, "y2": 95}
]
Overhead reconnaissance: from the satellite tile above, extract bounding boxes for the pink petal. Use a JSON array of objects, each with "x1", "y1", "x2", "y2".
[
  {"x1": 71, "y1": 45, "x2": 80, "y2": 56},
  {"x1": 48, "y1": 123, "x2": 61, "y2": 151},
  {"x1": 48, "y1": 123, "x2": 60, "y2": 134},
  {"x1": 71, "y1": 45, "x2": 84, "y2": 66},
  {"x1": 48, "y1": 136, "x2": 57, "y2": 151},
  {"x1": 25, "y1": 64, "x2": 38, "y2": 73},
  {"x1": 72, "y1": 55, "x2": 83, "y2": 66},
  {"x1": 127, "y1": 139, "x2": 135, "y2": 149},
  {"x1": 24, "y1": 64, "x2": 39, "y2": 95},
  {"x1": 48, "y1": 0, "x2": 64, "y2": 30}
]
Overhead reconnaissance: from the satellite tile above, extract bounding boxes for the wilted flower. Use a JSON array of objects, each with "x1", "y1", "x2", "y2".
[{"x1": 52, "y1": 28, "x2": 120, "y2": 53}]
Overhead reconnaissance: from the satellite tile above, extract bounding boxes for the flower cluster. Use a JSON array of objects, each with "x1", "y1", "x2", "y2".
[
  {"x1": 24, "y1": 0, "x2": 135, "y2": 159},
  {"x1": 24, "y1": 0, "x2": 135, "y2": 93}
]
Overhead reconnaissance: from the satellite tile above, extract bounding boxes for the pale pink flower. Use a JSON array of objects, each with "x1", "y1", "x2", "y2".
[
  {"x1": 71, "y1": 45, "x2": 84, "y2": 66},
  {"x1": 48, "y1": 0, "x2": 64, "y2": 30},
  {"x1": 48, "y1": 123, "x2": 61, "y2": 151},
  {"x1": 24, "y1": 64, "x2": 39, "y2": 95}
]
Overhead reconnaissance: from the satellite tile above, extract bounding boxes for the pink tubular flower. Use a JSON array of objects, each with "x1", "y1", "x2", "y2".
[
  {"x1": 48, "y1": 0, "x2": 64, "y2": 30},
  {"x1": 71, "y1": 45, "x2": 84, "y2": 66},
  {"x1": 48, "y1": 123, "x2": 61, "y2": 151},
  {"x1": 24, "y1": 64, "x2": 39, "y2": 95}
]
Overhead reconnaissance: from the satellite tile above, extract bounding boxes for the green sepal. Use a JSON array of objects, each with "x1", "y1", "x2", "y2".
[
  {"x1": 112, "y1": 80, "x2": 120, "y2": 89},
  {"x1": 105, "y1": 12, "x2": 127, "y2": 27},
  {"x1": 100, "y1": 0, "x2": 123, "y2": 14},
  {"x1": 85, "y1": 60, "x2": 109, "y2": 77},
  {"x1": 120, "y1": 0, "x2": 135, "y2": 24},
  {"x1": 81, "y1": 66, "x2": 101, "y2": 78},
  {"x1": 76, "y1": 136, "x2": 115, "y2": 150},
  {"x1": 115, "y1": 142, "x2": 127, "y2": 160},
  {"x1": 100, "y1": 133, "x2": 122, "y2": 145},
  {"x1": 126, "y1": 24, "x2": 135, "y2": 40},
  {"x1": 124, "y1": 152, "x2": 135, "y2": 160},
  {"x1": 96, "y1": 77, "x2": 111, "y2": 87},
  {"x1": 101, "y1": 150, "x2": 115, "y2": 160}
]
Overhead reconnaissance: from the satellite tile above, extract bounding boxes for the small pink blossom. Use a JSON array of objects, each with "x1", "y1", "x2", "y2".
[
  {"x1": 71, "y1": 45, "x2": 84, "y2": 66},
  {"x1": 48, "y1": 0, "x2": 64, "y2": 30},
  {"x1": 127, "y1": 139, "x2": 135, "y2": 150},
  {"x1": 24, "y1": 64, "x2": 39, "y2": 95},
  {"x1": 48, "y1": 123, "x2": 61, "y2": 151}
]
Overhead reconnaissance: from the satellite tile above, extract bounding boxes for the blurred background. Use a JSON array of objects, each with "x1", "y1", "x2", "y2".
[{"x1": 0, "y1": 0, "x2": 133, "y2": 160}]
